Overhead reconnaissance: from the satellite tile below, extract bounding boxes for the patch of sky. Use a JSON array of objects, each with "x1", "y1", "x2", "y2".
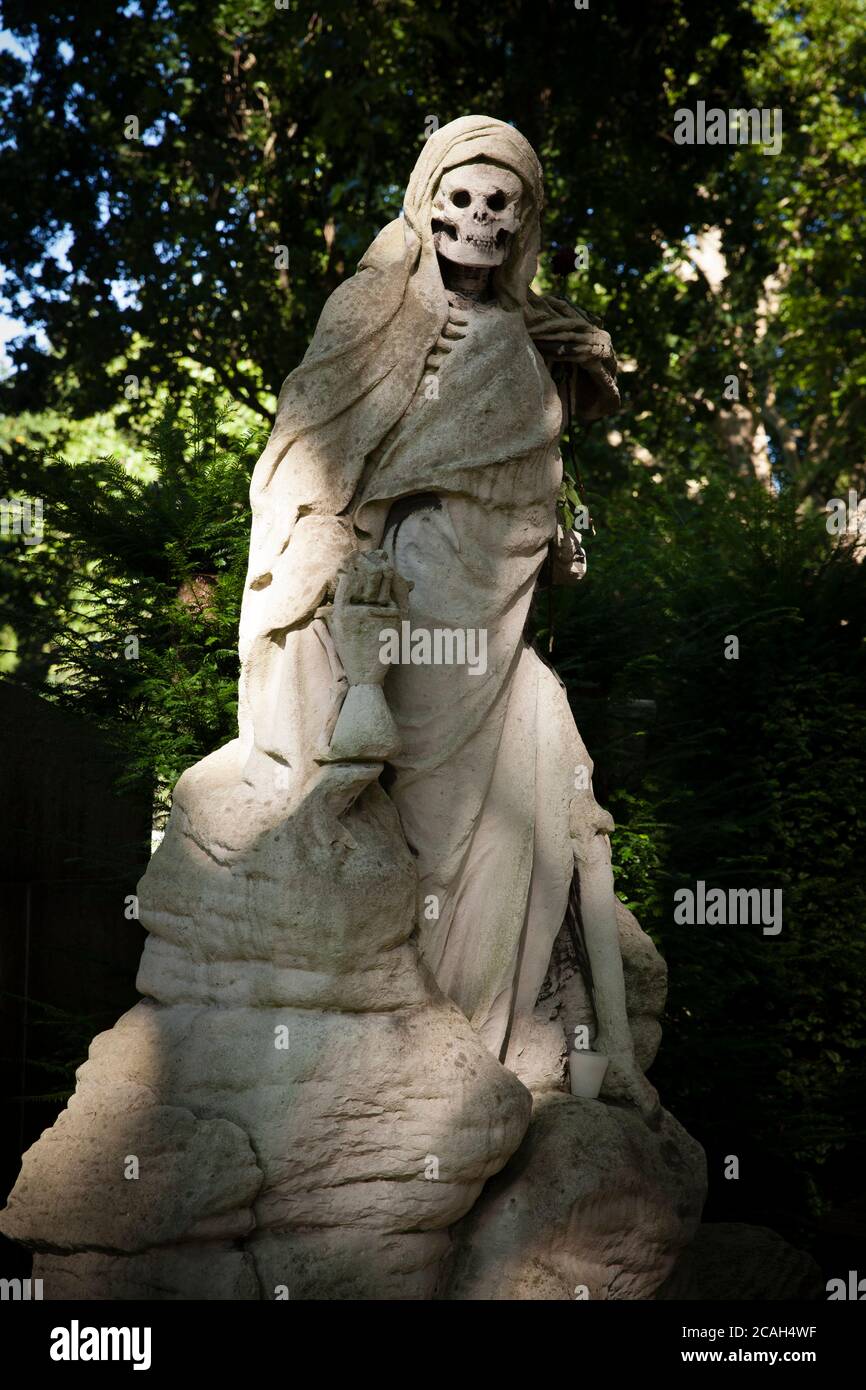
[
  {"x1": 64, "y1": 80, "x2": 87, "y2": 125},
  {"x1": 0, "y1": 313, "x2": 50, "y2": 366},
  {"x1": 110, "y1": 279, "x2": 142, "y2": 311},
  {"x1": 142, "y1": 116, "x2": 168, "y2": 147},
  {"x1": 0, "y1": 29, "x2": 35, "y2": 64},
  {"x1": 46, "y1": 228, "x2": 74, "y2": 273}
]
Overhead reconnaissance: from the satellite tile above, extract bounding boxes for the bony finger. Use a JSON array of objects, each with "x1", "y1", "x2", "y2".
[
  {"x1": 336, "y1": 555, "x2": 363, "y2": 586},
  {"x1": 391, "y1": 573, "x2": 414, "y2": 612},
  {"x1": 361, "y1": 574, "x2": 380, "y2": 604},
  {"x1": 332, "y1": 569, "x2": 353, "y2": 608}
]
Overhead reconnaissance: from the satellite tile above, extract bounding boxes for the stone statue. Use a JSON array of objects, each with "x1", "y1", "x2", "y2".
[
  {"x1": 0, "y1": 116, "x2": 705, "y2": 1301},
  {"x1": 239, "y1": 114, "x2": 654, "y2": 1115}
]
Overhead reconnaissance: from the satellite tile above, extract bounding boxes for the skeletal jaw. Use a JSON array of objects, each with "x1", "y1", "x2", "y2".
[
  {"x1": 442, "y1": 228, "x2": 507, "y2": 257},
  {"x1": 432, "y1": 162, "x2": 522, "y2": 268}
]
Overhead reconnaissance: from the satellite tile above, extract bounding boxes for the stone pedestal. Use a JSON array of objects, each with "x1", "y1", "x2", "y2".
[{"x1": 1, "y1": 740, "x2": 531, "y2": 1300}]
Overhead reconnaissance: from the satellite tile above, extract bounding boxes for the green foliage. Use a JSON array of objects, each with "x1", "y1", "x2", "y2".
[
  {"x1": 1, "y1": 393, "x2": 261, "y2": 815},
  {"x1": 0, "y1": 0, "x2": 763, "y2": 425},
  {"x1": 1, "y1": 994, "x2": 112, "y2": 1103},
  {"x1": 607, "y1": 790, "x2": 666, "y2": 919},
  {"x1": 547, "y1": 472, "x2": 866, "y2": 1234}
]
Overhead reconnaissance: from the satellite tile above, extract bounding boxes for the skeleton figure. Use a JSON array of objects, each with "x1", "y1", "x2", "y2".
[
  {"x1": 239, "y1": 117, "x2": 657, "y2": 1121},
  {"x1": 431, "y1": 163, "x2": 593, "y2": 579},
  {"x1": 432, "y1": 164, "x2": 522, "y2": 266}
]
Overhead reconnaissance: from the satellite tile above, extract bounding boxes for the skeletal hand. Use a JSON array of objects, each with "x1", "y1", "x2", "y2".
[
  {"x1": 333, "y1": 550, "x2": 403, "y2": 609},
  {"x1": 549, "y1": 323, "x2": 614, "y2": 371},
  {"x1": 323, "y1": 551, "x2": 411, "y2": 686}
]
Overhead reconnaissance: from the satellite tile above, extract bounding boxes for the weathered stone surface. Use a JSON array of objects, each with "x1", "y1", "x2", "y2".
[
  {"x1": 249, "y1": 1229, "x2": 450, "y2": 1301},
  {"x1": 33, "y1": 1246, "x2": 260, "y2": 1301},
  {"x1": 514, "y1": 898, "x2": 668, "y2": 1094},
  {"x1": 446, "y1": 1093, "x2": 707, "y2": 1300},
  {"x1": 557, "y1": 900, "x2": 667, "y2": 1073},
  {"x1": 0, "y1": 1079, "x2": 261, "y2": 1253},
  {"x1": 510, "y1": 1009, "x2": 569, "y2": 1095},
  {"x1": 656, "y1": 1223, "x2": 823, "y2": 1301},
  {"x1": 1, "y1": 735, "x2": 531, "y2": 1298}
]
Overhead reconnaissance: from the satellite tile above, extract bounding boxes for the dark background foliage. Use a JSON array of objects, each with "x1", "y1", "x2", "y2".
[{"x1": 1, "y1": 0, "x2": 865, "y2": 1276}]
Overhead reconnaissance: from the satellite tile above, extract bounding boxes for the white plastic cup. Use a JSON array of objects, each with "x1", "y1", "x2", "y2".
[{"x1": 568, "y1": 1050, "x2": 609, "y2": 1099}]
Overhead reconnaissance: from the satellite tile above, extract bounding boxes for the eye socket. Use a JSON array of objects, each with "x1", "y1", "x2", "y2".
[
  {"x1": 487, "y1": 191, "x2": 506, "y2": 212},
  {"x1": 450, "y1": 189, "x2": 471, "y2": 208}
]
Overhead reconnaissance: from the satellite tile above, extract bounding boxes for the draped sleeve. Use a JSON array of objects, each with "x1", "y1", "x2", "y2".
[{"x1": 524, "y1": 288, "x2": 620, "y2": 422}]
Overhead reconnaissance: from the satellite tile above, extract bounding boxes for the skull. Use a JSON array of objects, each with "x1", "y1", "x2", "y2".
[{"x1": 432, "y1": 163, "x2": 522, "y2": 267}]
